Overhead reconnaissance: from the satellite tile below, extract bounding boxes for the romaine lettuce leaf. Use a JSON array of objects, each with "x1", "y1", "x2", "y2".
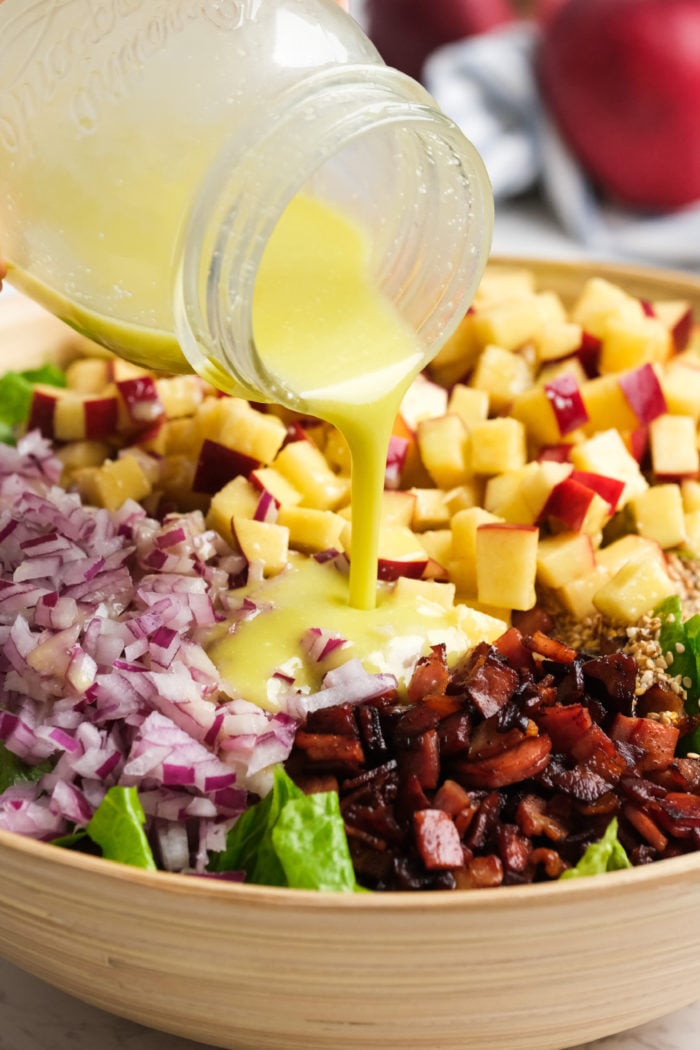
[
  {"x1": 0, "y1": 741, "x2": 51, "y2": 793},
  {"x1": 0, "y1": 363, "x2": 66, "y2": 444},
  {"x1": 86, "y1": 786, "x2": 156, "y2": 870},
  {"x1": 656, "y1": 594, "x2": 700, "y2": 713},
  {"x1": 212, "y1": 765, "x2": 360, "y2": 892},
  {"x1": 560, "y1": 818, "x2": 631, "y2": 879}
]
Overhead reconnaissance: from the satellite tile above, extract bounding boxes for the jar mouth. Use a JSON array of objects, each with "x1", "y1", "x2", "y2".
[{"x1": 173, "y1": 65, "x2": 493, "y2": 409}]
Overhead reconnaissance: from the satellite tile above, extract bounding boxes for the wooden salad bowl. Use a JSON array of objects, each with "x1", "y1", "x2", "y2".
[{"x1": 2, "y1": 257, "x2": 700, "y2": 1050}]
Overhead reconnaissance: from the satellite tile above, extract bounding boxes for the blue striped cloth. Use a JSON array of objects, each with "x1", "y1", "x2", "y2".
[{"x1": 424, "y1": 23, "x2": 700, "y2": 271}]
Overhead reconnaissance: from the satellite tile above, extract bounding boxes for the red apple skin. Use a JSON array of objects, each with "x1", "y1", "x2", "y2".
[
  {"x1": 366, "y1": 0, "x2": 515, "y2": 80},
  {"x1": 544, "y1": 373, "x2": 588, "y2": 435},
  {"x1": 27, "y1": 388, "x2": 58, "y2": 438},
  {"x1": 537, "y1": 0, "x2": 700, "y2": 210},
  {"x1": 117, "y1": 376, "x2": 164, "y2": 425},
  {"x1": 575, "y1": 331, "x2": 602, "y2": 378},
  {"x1": 627, "y1": 426, "x2": 649, "y2": 465},
  {"x1": 539, "y1": 477, "x2": 595, "y2": 531},
  {"x1": 618, "y1": 364, "x2": 667, "y2": 425},
  {"x1": 568, "y1": 470, "x2": 625, "y2": 513},
  {"x1": 377, "y1": 555, "x2": 428, "y2": 582},
  {"x1": 385, "y1": 434, "x2": 409, "y2": 490},
  {"x1": 192, "y1": 439, "x2": 260, "y2": 495},
  {"x1": 538, "y1": 444, "x2": 574, "y2": 464},
  {"x1": 84, "y1": 396, "x2": 119, "y2": 440}
]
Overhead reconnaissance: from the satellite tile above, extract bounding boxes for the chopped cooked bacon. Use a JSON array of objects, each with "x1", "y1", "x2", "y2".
[{"x1": 287, "y1": 627, "x2": 700, "y2": 891}]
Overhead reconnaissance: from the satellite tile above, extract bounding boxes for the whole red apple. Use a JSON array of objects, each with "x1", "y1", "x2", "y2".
[
  {"x1": 365, "y1": 0, "x2": 516, "y2": 80},
  {"x1": 537, "y1": 0, "x2": 700, "y2": 210}
]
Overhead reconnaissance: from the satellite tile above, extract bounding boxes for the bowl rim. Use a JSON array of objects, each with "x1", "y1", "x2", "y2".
[{"x1": 2, "y1": 822, "x2": 699, "y2": 911}]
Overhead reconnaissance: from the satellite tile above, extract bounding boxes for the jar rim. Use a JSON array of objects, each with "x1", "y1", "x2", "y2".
[{"x1": 173, "y1": 64, "x2": 493, "y2": 407}]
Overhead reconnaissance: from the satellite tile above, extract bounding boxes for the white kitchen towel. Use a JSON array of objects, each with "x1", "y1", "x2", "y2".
[{"x1": 424, "y1": 22, "x2": 700, "y2": 271}]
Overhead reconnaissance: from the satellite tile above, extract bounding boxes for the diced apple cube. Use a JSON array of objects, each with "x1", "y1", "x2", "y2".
[
  {"x1": 470, "y1": 344, "x2": 533, "y2": 413},
  {"x1": 155, "y1": 376, "x2": 204, "y2": 419},
  {"x1": 593, "y1": 557, "x2": 677, "y2": 624},
  {"x1": 581, "y1": 374, "x2": 639, "y2": 434},
  {"x1": 474, "y1": 266, "x2": 536, "y2": 308},
  {"x1": 53, "y1": 390, "x2": 120, "y2": 441},
  {"x1": 661, "y1": 362, "x2": 700, "y2": 421},
  {"x1": 399, "y1": 373, "x2": 449, "y2": 430},
  {"x1": 27, "y1": 385, "x2": 60, "y2": 438},
  {"x1": 650, "y1": 299, "x2": 693, "y2": 352},
  {"x1": 273, "y1": 439, "x2": 350, "y2": 510},
  {"x1": 536, "y1": 531, "x2": 596, "y2": 589},
  {"x1": 449, "y1": 507, "x2": 502, "y2": 597},
  {"x1": 617, "y1": 364, "x2": 667, "y2": 425},
  {"x1": 206, "y1": 476, "x2": 259, "y2": 546},
  {"x1": 408, "y1": 488, "x2": 450, "y2": 530},
  {"x1": 469, "y1": 418, "x2": 526, "y2": 475},
  {"x1": 446, "y1": 383, "x2": 489, "y2": 426},
  {"x1": 323, "y1": 427, "x2": 352, "y2": 474},
  {"x1": 250, "y1": 467, "x2": 302, "y2": 509},
  {"x1": 192, "y1": 439, "x2": 259, "y2": 494},
  {"x1": 537, "y1": 356, "x2": 589, "y2": 390},
  {"x1": 158, "y1": 417, "x2": 201, "y2": 455},
  {"x1": 375, "y1": 525, "x2": 429, "y2": 581},
  {"x1": 451, "y1": 506, "x2": 502, "y2": 559},
  {"x1": 596, "y1": 534, "x2": 667, "y2": 577},
  {"x1": 56, "y1": 440, "x2": 111, "y2": 474},
  {"x1": 475, "y1": 523, "x2": 539, "y2": 611},
  {"x1": 483, "y1": 467, "x2": 536, "y2": 524},
  {"x1": 64, "y1": 357, "x2": 112, "y2": 393},
  {"x1": 599, "y1": 315, "x2": 671, "y2": 374},
  {"x1": 541, "y1": 477, "x2": 611, "y2": 539},
  {"x1": 630, "y1": 484, "x2": 686, "y2": 549},
  {"x1": 681, "y1": 479, "x2": 700, "y2": 512},
  {"x1": 472, "y1": 295, "x2": 543, "y2": 351},
  {"x1": 571, "y1": 277, "x2": 645, "y2": 339},
  {"x1": 417, "y1": 529, "x2": 453, "y2": 569},
  {"x1": 557, "y1": 565, "x2": 612, "y2": 620},
  {"x1": 417, "y1": 414, "x2": 471, "y2": 489},
  {"x1": 444, "y1": 479, "x2": 485, "y2": 515},
  {"x1": 649, "y1": 414, "x2": 699, "y2": 479},
  {"x1": 218, "y1": 401, "x2": 286, "y2": 464},
  {"x1": 233, "y1": 517, "x2": 289, "y2": 576},
  {"x1": 277, "y1": 506, "x2": 346, "y2": 554},
  {"x1": 511, "y1": 385, "x2": 565, "y2": 448},
  {"x1": 534, "y1": 320, "x2": 583, "y2": 363},
  {"x1": 390, "y1": 576, "x2": 457, "y2": 612},
  {"x1": 74, "y1": 455, "x2": 151, "y2": 511},
  {"x1": 380, "y1": 490, "x2": 417, "y2": 528},
  {"x1": 519, "y1": 460, "x2": 573, "y2": 520},
  {"x1": 570, "y1": 429, "x2": 648, "y2": 503},
  {"x1": 391, "y1": 414, "x2": 432, "y2": 489},
  {"x1": 429, "y1": 312, "x2": 481, "y2": 387},
  {"x1": 683, "y1": 510, "x2": 700, "y2": 556}
]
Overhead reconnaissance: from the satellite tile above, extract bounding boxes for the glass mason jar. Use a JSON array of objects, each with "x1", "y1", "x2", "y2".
[{"x1": 0, "y1": 0, "x2": 493, "y2": 407}]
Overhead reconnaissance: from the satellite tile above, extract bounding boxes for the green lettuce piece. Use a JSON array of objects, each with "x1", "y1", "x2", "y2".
[
  {"x1": 86, "y1": 786, "x2": 156, "y2": 870},
  {"x1": 0, "y1": 741, "x2": 52, "y2": 793},
  {"x1": 561, "y1": 818, "x2": 631, "y2": 879},
  {"x1": 212, "y1": 765, "x2": 360, "y2": 892},
  {"x1": 271, "y1": 789, "x2": 358, "y2": 892},
  {"x1": 656, "y1": 595, "x2": 700, "y2": 713},
  {"x1": 0, "y1": 363, "x2": 66, "y2": 444}
]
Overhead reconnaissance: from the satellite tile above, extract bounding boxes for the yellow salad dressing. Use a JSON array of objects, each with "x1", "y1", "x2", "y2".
[
  {"x1": 10, "y1": 192, "x2": 497, "y2": 703},
  {"x1": 209, "y1": 555, "x2": 504, "y2": 712},
  {"x1": 252, "y1": 195, "x2": 425, "y2": 610},
  {"x1": 212, "y1": 195, "x2": 504, "y2": 704}
]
